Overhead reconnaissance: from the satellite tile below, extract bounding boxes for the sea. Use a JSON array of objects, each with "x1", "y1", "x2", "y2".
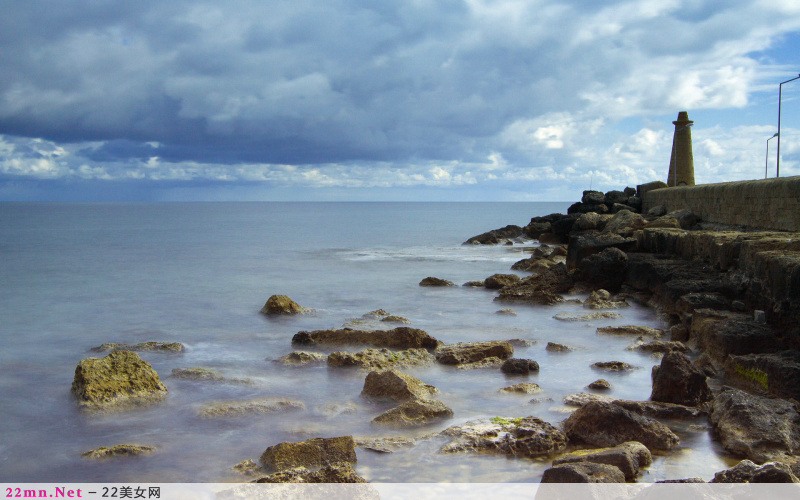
[{"x1": 0, "y1": 202, "x2": 736, "y2": 483}]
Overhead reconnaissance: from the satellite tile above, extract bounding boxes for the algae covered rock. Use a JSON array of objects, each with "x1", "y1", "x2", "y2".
[
  {"x1": 81, "y1": 444, "x2": 156, "y2": 459},
  {"x1": 327, "y1": 348, "x2": 433, "y2": 370},
  {"x1": 360, "y1": 369, "x2": 438, "y2": 402},
  {"x1": 440, "y1": 416, "x2": 566, "y2": 458},
  {"x1": 275, "y1": 351, "x2": 327, "y2": 366},
  {"x1": 552, "y1": 441, "x2": 652, "y2": 481},
  {"x1": 292, "y1": 327, "x2": 440, "y2": 349},
  {"x1": 372, "y1": 399, "x2": 454, "y2": 427},
  {"x1": 90, "y1": 341, "x2": 184, "y2": 353},
  {"x1": 198, "y1": 398, "x2": 304, "y2": 417},
  {"x1": 71, "y1": 350, "x2": 167, "y2": 409},
  {"x1": 419, "y1": 277, "x2": 455, "y2": 287},
  {"x1": 259, "y1": 436, "x2": 357, "y2": 472},
  {"x1": 260, "y1": 295, "x2": 306, "y2": 315},
  {"x1": 434, "y1": 340, "x2": 513, "y2": 365}
]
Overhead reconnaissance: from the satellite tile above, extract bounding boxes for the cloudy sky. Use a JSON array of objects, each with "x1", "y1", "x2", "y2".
[{"x1": 2, "y1": 0, "x2": 800, "y2": 201}]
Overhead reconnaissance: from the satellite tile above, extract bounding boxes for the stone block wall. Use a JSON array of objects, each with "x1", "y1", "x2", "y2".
[{"x1": 642, "y1": 176, "x2": 800, "y2": 232}]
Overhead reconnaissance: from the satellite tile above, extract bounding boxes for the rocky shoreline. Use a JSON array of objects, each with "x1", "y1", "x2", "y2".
[{"x1": 68, "y1": 190, "x2": 800, "y2": 483}]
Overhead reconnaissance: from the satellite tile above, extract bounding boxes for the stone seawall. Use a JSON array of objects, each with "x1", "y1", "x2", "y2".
[{"x1": 642, "y1": 176, "x2": 800, "y2": 232}]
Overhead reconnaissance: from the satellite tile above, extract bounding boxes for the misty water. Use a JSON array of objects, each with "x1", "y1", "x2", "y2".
[{"x1": 0, "y1": 202, "x2": 738, "y2": 482}]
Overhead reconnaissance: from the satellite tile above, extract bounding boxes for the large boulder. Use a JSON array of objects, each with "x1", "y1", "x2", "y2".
[
  {"x1": 484, "y1": 273, "x2": 521, "y2": 289},
  {"x1": 360, "y1": 369, "x2": 437, "y2": 402},
  {"x1": 259, "y1": 436, "x2": 357, "y2": 472},
  {"x1": 552, "y1": 441, "x2": 652, "y2": 481},
  {"x1": 601, "y1": 209, "x2": 646, "y2": 237},
  {"x1": 574, "y1": 247, "x2": 629, "y2": 292},
  {"x1": 292, "y1": 327, "x2": 440, "y2": 349},
  {"x1": 495, "y1": 263, "x2": 573, "y2": 305},
  {"x1": 434, "y1": 341, "x2": 513, "y2": 365},
  {"x1": 562, "y1": 401, "x2": 679, "y2": 451},
  {"x1": 566, "y1": 231, "x2": 637, "y2": 270},
  {"x1": 709, "y1": 386, "x2": 800, "y2": 463},
  {"x1": 260, "y1": 295, "x2": 306, "y2": 315},
  {"x1": 464, "y1": 225, "x2": 524, "y2": 244},
  {"x1": 541, "y1": 463, "x2": 626, "y2": 483},
  {"x1": 650, "y1": 351, "x2": 713, "y2": 406},
  {"x1": 372, "y1": 399, "x2": 453, "y2": 427},
  {"x1": 440, "y1": 416, "x2": 567, "y2": 458},
  {"x1": 604, "y1": 190, "x2": 629, "y2": 206},
  {"x1": 582, "y1": 190, "x2": 606, "y2": 205},
  {"x1": 690, "y1": 309, "x2": 781, "y2": 362},
  {"x1": 71, "y1": 350, "x2": 167, "y2": 409}
]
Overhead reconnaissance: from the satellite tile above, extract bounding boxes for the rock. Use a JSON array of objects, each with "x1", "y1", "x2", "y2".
[
  {"x1": 440, "y1": 416, "x2": 567, "y2": 458},
  {"x1": 694, "y1": 353, "x2": 719, "y2": 378},
  {"x1": 292, "y1": 327, "x2": 440, "y2": 349},
  {"x1": 669, "y1": 324, "x2": 689, "y2": 342},
  {"x1": 496, "y1": 308, "x2": 517, "y2": 316},
  {"x1": 524, "y1": 221, "x2": 553, "y2": 239},
  {"x1": 636, "y1": 181, "x2": 668, "y2": 199},
  {"x1": 645, "y1": 217, "x2": 682, "y2": 229},
  {"x1": 464, "y1": 225, "x2": 524, "y2": 244},
  {"x1": 484, "y1": 273, "x2": 521, "y2": 289},
  {"x1": 554, "y1": 312, "x2": 623, "y2": 322},
  {"x1": 563, "y1": 393, "x2": 613, "y2": 407},
  {"x1": 81, "y1": 444, "x2": 155, "y2": 459},
  {"x1": 725, "y1": 350, "x2": 800, "y2": 401},
  {"x1": 508, "y1": 338, "x2": 537, "y2": 347},
  {"x1": 552, "y1": 441, "x2": 652, "y2": 481},
  {"x1": 314, "y1": 403, "x2": 357, "y2": 419},
  {"x1": 647, "y1": 205, "x2": 667, "y2": 217},
  {"x1": 355, "y1": 437, "x2": 415, "y2": 453},
  {"x1": 574, "y1": 247, "x2": 629, "y2": 293},
  {"x1": 71, "y1": 350, "x2": 168, "y2": 409},
  {"x1": 372, "y1": 399, "x2": 453, "y2": 426},
  {"x1": 500, "y1": 358, "x2": 539, "y2": 375},
  {"x1": 198, "y1": 398, "x2": 305, "y2": 417},
  {"x1": 664, "y1": 209, "x2": 698, "y2": 229},
  {"x1": 327, "y1": 348, "x2": 434, "y2": 370},
  {"x1": 624, "y1": 187, "x2": 637, "y2": 197},
  {"x1": 709, "y1": 386, "x2": 800, "y2": 463},
  {"x1": 419, "y1": 277, "x2": 456, "y2": 286},
  {"x1": 362, "y1": 309, "x2": 390, "y2": 318},
  {"x1": 675, "y1": 292, "x2": 732, "y2": 318},
  {"x1": 541, "y1": 463, "x2": 626, "y2": 483},
  {"x1": 562, "y1": 401, "x2": 680, "y2": 451},
  {"x1": 381, "y1": 315, "x2": 410, "y2": 323},
  {"x1": 602, "y1": 209, "x2": 646, "y2": 237},
  {"x1": 551, "y1": 216, "x2": 578, "y2": 237},
  {"x1": 260, "y1": 295, "x2": 306, "y2": 315},
  {"x1": 90, "y1": 341, "x2": 184, "y2": 353},
  {"x1": 605, "y1": 190, "x2": 630, "y2": 206},
  {"x1": 592, "y1": 361, "x2": 636, "y2": 371},
  {"x1": 546, "y1": 342, "x2": 575, "y2": 352},
  {"x1": 462, "y1": 280, "x2": 485, "y2": 287},
  {"x1": 583, "y1": 289, "x2": 629, "y2": 309},
  {"x1": 499, "y1": 383, "x2": 542, "y2": 394},
  {"x1": 625, "y1": 339, "x2": 688, "y2": 354},
  {"x1": 455, "y1": 357, "x2": 505, "y2": 370},
  {"x1": 259, "y1": 436, "x2": 357, "y2": 472},
  {"x1": 171, "y1": 367, "x2": 222, "y2": 380},
  {"x1": 689, "y1": 309, "x2": 780, "y2": 363},
  {"x1": 276, "y1": 351, "x2": 327, "y2": 366},
  {"x1": 566, "y1": 231, "x2": 637, "y2": 270},
  {"x1": 434, "y1": 340, "x2": 513, "y2": 365},
  {"x1": 711, "y1": 460, "x2": 799, "y2": 483},
  {"x1": 582, "y1": 191, "x2": 606, "y2": 205},
  {"x1": 360, "y1": 369, "x2": 438, "y2": 402},
  {"x1": 596, "y1": 325, "x2": 664, "y2": 338},
  {"x1": 651, "y1": 351, "x2": 712, "y2": 406},
  {"x1": 588, "y1": 379, "x2": 611, "y2": 390},
  {"x1": 232, "y1": 459, "x2": 264, "y2": 477},
  {"x1": 495, "y1": 264, "x2": 573, "y2": 305},
  {"x1": 575, "y1": 212, "x2": 604, "y2": 231},
  {"x1": 255, "y1": 462, "x2": 368, "y2": 483},
  {"x1": 611, "y1": 400, "x2": 706, "y2": 420}
]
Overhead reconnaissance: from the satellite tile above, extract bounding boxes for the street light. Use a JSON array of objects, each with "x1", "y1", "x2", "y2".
[
  {"x1": 766, "y1": 132, "x2": 778, "y2": 179},
  {"x1": 671, "y1": 122, "x2": 693, "y2": 186},
  {"x1": 777, "y1": 73, "x2": 800, "y2": 177}
]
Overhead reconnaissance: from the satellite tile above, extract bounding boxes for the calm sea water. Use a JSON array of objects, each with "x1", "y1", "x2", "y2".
[{"x1": 0, "y1": 202, "x2": 734, "y2": 482}]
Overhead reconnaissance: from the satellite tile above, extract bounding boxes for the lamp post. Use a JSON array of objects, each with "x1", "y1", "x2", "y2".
[
  {"x1": 766, "y1": 132, "x2": 778, "y2": 179},
  {"x1": 777, "y1": 73, "x2": 800, "y2": 177},
  {"x1": 671, "y1": 122, "x2": 693, "y2": 186}
]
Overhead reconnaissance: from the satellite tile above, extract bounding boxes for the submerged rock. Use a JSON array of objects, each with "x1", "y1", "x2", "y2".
[
  {"x1": 484, "y1": 273, "x2": 521, "y2": 289},
  {"x1": 709, "y1": 386, "x2": 800, "y2": 463},
  {"x1": 355, "y1": 437, "x2": 416, "y2": 453},
  {"x1": 380, "y1": 315, "x2": 410, "y2": 323},
  {"x1": 292, "y1": 327, "x2": 440, "y2": 349},
  {"x1": 259, "y1": 436, "x2": 357, "y2": 472},
  {"x1": 546, "y1": 342, "x2": 575, "y2": 352},
  {"x1": 588, "y1": 379, "x2": 611, "y2": 390},
  {"x1": 541, "y1": 462, "x2": 626, "y2": 483},
  {"x1": 260, "y1": 295, "x2": 307, "y2": 315},
  {"x1": 562, "y1": 401, "x2": 679, "y2": 451},
  {"x1": 171, "y1": 367, "x2": 221, "y2": 380},
  {"x1": 198, "y1": 398, "x2": 304, "y2": 417},
  {"x1": 254, "y1": 462, "x2": 368, "y2": 483},
  {"x1": 372, "y1": 399, "x2": 453, "y2": 427},
  {"x1": 554, "y1": 312, "x2": 623, "y2": 322},
  {"x1": 625, "y1": 339, "x2": 688, "y2": 354},
  {"x1": 71, "y1": 350, "x2": 167, "y2": 409},
  {"x1": 90, "y1": 341, "x2": 184, "y2": 353},
  {"x1": 434, "y1": 341, "x2": 513, "y2": 365},
  {"x1": 81, "y1": 444, "x2": 155, "y2": 459},
  {"x1": 596, "y1": 325, "x2": 664, "y2": 338},
  {"x1": 591, "y1": 361, "x2": 636, "y2": 372},
  {"x1": 276, "y1": 351, "x2": 327, "y2": 366},
  {"x1": 651, "y1": 351, "x2": 712, "y2": 406},
  {"x1": 583, "y1": 289, "x2": 629, "y2": 310},
  {"x1": 552, "y1": 441, "x2": 652, "y2": 481},
  {"x1": 500, "y1": 358, "x2": 540, "y2": 375},
  {"x1": 328, "y1": 348, "x2": 434, "y2": 370},
  {"x1": 360, "y1": 369, "x2": 438, "y2": 402},
  {"x1": 563, "y1": 393, "x2": 613, "y2": 407},
  {"x1": 499, "y1": 382, "x2": 542, "y2": 394},
  {"x1": 440, "y1": 416, "x2": 567, "y2": 458},
  {"x1": 419, "y1": 277, "x2": 455, "y2": 287}
]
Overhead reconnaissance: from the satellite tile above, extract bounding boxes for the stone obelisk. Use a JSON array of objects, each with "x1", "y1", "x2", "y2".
[{"x1": 667, "y1": 111, "x2": 695, "y2": 187}]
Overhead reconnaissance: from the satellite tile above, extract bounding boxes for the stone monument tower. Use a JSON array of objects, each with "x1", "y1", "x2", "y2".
[{"x1": 667, "y1": 111, "x2": 695, "y2": 186}]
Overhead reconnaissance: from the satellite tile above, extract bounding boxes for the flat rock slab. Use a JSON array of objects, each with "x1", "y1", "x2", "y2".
[
  {"x1": 434, "y1": 341, "x2": 513, "y2": 365},
  {"x1": 90, "y1": 341, "x2": 184, "y2": 353},
  {"x1": 440, "y1": 416, "x2": 567, "y2": 458},
  {"x1": 562, "y1": 401, "x2": 679, "y2": 452},
  {"x1": 275, "y1": 351, "x2": 327, "y2": 366},
  {"x1": 81, "y1": 444, "x2": 155, "y2": 459},
  {"x1": 71, "y1": 350, "x2": 167, "y2": 409},
  {"x1": 690, "y1": 309, "x2": 781, "y2": 362},
  {"x1": 596, "y1": 325, "x2": 664, "y2": 338},
  {"x1": 709, "y1": 386, "x2": 800, "y2": 463},
  {"x1": 328, "y1": 348, "x2": 434, "y2": 370},
  {"x1": 198, "y1": 398, "x2": 305, "y2": 418},
  {"x1": 372, "y1": 399, "x2": 453, "y2": 427},
  {"x1": 552, "y1": 441, "x2": 652, "y2": 481},
  {"x1": 499, "y1": 383, "x2": 542, "y2": 394},
  {"x1": 725, "y1": 350, "x2": 800, "y2": 402},
  {"x1": 554, "y1": 312, "x2": 623, "y2": 322},
  {"x1": 292, "y1": 327, "x2": 440, "y2": 349},
  {"x1": 611, "y1": 400, "x2": 706, "y2": 420},
  {"x1": 259, "y1": 436, "x2": 357, "y2": 472}
]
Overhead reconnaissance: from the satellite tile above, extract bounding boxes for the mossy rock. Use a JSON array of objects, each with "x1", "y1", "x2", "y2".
[{"x1": 71, "y1": 350, "x2": 167, "y2": 409}]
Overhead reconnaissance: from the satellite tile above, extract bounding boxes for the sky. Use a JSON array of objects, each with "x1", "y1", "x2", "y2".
[{"x1": 2, "y1": 0, "x2": 800, "y2": 202}]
